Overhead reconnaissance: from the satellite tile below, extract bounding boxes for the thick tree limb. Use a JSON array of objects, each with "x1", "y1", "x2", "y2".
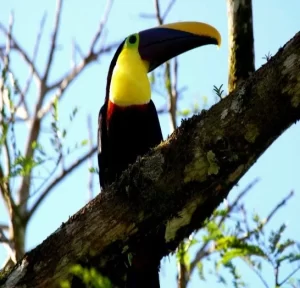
[{"x1": 1, "y1": 31, "x2": 300, "y2": 288}]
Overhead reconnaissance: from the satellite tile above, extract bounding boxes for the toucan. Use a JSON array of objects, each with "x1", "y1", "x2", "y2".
[{"x1": 98, "y1": 22, "x2": 221, "y2": 288}]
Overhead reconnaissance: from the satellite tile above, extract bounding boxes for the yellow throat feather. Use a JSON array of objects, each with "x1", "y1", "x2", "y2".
[{"x1": 109, "y1": 34, "x2": 151, "y2": 106}]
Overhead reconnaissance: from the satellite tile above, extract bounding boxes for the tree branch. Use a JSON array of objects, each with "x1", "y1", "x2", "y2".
[
  {"x1": 154, "y1": 0, "x2": 178, "y2": 131},
  {"x1": 38, "y1": 42, "x2": 118, "y2": 119},
  {"x1": 87, "y1": 114, "x2": 94, "y2": 201},
  {"x1": 245, "y1": 258, "x2": 270, "y2": 288},
  {"x1": 227, "y1": 0, "x2": 255, "y2": 92},
  {"x1": 43, "y1": 0, "x2": 63, "y2": 81},
  {"x1": 89, "y1": 0, "x2": 113, "y2": 53},
  {"x1": 22, "y1": 12, "x2": 47, "y2": 100},
  {"x1": 0, "y1": 23, "x2": 41, "y2": 82},
  {"x1": 17, "y1": 2, "x2": 115, "y2": 214},
  {"x1": 1, "y1": 31, "x2": 300, "y2": 288}
]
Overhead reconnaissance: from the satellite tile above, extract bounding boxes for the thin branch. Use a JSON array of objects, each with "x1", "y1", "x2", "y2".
[
  {"x1": 162, "y1": 0, "x2": 176, "y2": 20},
  {"x1": 87, "y1": 114, "x2": 94, "y2": 201},
  {"x1": 43, "y1": 0, "x2": 63, "y2": 81},
  {"x1": 0, "y1": 224, "x2": 9, "y2": 230},
  {"x1": 26, "y1": 146, "x2": 97, "y2": 221},
  {"x1": 139, "y1": 13, "x2": 156, "y2": 19},
  {"x1": 275, "y1": 263, "x2": 280, "y2": 287},
  {"x1": 19, "y1": 154, "x2": 63, "y2": 208},
  {"x1": 278, "y1": 265, "x2": 300, "y2": 286},
  {"x1": 245, "y1": 258, "x2": 270, "y2": 288},
  {"x1": 39, "y1": 42, "x2": 118, "y2": 118},
  {"x1": 0, "y1": 228, "x2": 10, "y2": 244},
  {"x1": 89, "y1": 0, "x2": 113, "y2": 53},
  {"x1": 259, "y1": 191, "x2": 294, "y2": 230},
  {"x1": 154, "y1": 0, "x2": 163, "y2": 25},
  {"x1": 0, "y1": 23, "x2": 41, "y2": 82},
  {"x1": 153, "y1": 0, "x2": 178, "y2": 131},
  {"x1": 170, "y1": 58, "x2": 179, "y2": 130},
  {"x1": 5, "y1": 11, "x2": 13, "y2": 68},
  {"x1": 22, "y1": 12, "x2": 47, "y2": 99}
]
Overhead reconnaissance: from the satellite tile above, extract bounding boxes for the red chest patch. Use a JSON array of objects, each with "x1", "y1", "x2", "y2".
[{"x1": 107, "y1": 100, "x2": 148, "y2": 121}]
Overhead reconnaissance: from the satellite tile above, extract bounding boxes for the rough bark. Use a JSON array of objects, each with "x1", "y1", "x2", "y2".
[
  {"x1": 228, "y1": 0, "x2": 255, "y2": 92},
  {"x1": 1, "y1": 31, "x2": 300, "y2": 288}
]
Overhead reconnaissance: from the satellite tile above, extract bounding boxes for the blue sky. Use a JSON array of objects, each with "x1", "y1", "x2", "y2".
[{"x1": 0, "y1": 0, "x2": 300, "y2": 287}]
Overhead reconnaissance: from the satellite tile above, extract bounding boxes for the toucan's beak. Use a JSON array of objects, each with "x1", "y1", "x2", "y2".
[{"x1": 138, "y1": 22, "x2": 221, "y2": 72}]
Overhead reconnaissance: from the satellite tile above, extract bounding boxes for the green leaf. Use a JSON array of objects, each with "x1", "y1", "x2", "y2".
[
  {"x1": 89, "y1": 167, "x2": 99, "y2": 174},
  {"x1": 69, "y1": 264, "x2": 112, "y2": 288},
  {"x1": 275, "y1": 239, "x2": 295, "y2": 256},
  {"x1": 197, "y1": 261, "x2": 206, "y2": 281},
  {"x1": 269, "y1": 224, "x2": 286, "y2": 253},
  {"x1": 220, "y1": 245, "x2": 266, "y2": 265},
  {"x1": 178, "y1": 108, "x2": 191, "y2": 117},
  {"x1": 11, "y1": 154, "x2": 43, "y2": 176},
  {"x1": 70, "y1": 107, "x2": 78, "y2": 121},
  {"x1": 213, "y1": 84, "x2": 224, "y2": 100},
  {"x1": 52, "y1": 96, "x2": 59, "y2": 121},
  {"x1": 149, "y1": 72, "x2": 155, "y2": 85},
  {"x1": 203, "y1": 221, "x2": 223, "y2": 242},
  {"x1": 176, "y1": 242, "x2": 190, "y2": 269},
  {"x1": 289, "y1": 253, "x2": 300, "y2": 263},
  {"x1": 81, "y1": 139, "x2": 89, "y2": 146}
]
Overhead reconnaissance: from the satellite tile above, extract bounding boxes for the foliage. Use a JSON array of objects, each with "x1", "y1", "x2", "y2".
[
  {"x1": 176, "y1": 181, "x2": 300, "y2": 288},
  {"x1": 60, "y1": 265, "x2": 112, "y2": 288}
]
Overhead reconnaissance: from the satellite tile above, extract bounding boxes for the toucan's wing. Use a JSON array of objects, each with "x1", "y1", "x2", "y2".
[
  {"x1": 148, "y1": 100, "x2": 163, "y2": 145},
  {"x1": 98, "y1": 103, "x2": 108, "y2": 189}
]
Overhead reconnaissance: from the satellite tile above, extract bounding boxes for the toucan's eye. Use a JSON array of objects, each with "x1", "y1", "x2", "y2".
[
  {"x1": 125, "y1": 33, "x2": 139, "y2": 48},
  {"x1": 128, "y1": 35, "x2": 137, "y2": 44}
]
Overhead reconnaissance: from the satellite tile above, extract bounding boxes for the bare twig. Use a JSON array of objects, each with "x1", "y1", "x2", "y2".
[
  {"x1": 258, "y1": 191, "x2": 294, "y2": 230},
  {"x1": 0, "y1": 23, "x2": 41, "y2": 82},
  {"x1": 43, "y1": 0, "x2": 63, "y2": 81},
  {"x1": 89, "y1": 0, "x2": 113, "y2": 53},
  {"x1": 20, "y1": 154, "x2": 63, "y2": 208},
  {"x1": 22, "y1": 12, "x2": 47, "y2": 99},
  {"x1": 245, "y1": 258, "x2": 270, "y2": 288},
  {"x1": 87, "y1": 115, "x2": 94, "y2": 201},
  {"x1": 5, "y1": 12, "x2": 13, "y2": 68},
  {"x1": 275, "y1": 263, "x2": 280, "y2": 287},
  {"x1": 0, "y1": 228, "x2": 10, "y2": 244},
  {"x1": 162, "y1": 0, "x2": 176, "y2": 20},
  {"x1": 26, "y1": 146, "x2": 97, "y2": 221},
  {"x1": 278, "y1": 265, "x2": 300, "y2": 286},
  {"x1": 39, "y1": 42, "x2": 119, "y2": 118},
  {"x1": 139, "y1": 13, "x2": 156, "y2": 19},
  {"x1": 153, "y1": 0, "x2": 178, "y2": 131},
  {"x1": 0, "y1": 224, "x2": 9, "y2": 230},
  {"x1": 154, "y1": 0, "x2": 163, "y2": 25},
  {"x1": 170, "y1": 57, "x2": 178, "y2": 130}
]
